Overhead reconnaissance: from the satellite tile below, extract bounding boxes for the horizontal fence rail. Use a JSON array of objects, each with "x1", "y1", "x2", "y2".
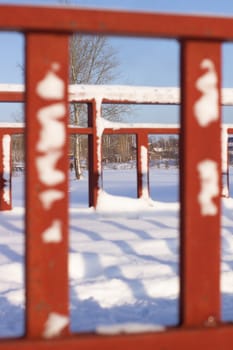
[
  {"x1": 1, "y1": 122, "x2": 233, "y2": 210},
  {"x1": 1, "y1": 84, "x2": 233, "y2": 105},
  {"x1": 1, "y1": 83, "x2": 233, "y2": 208},
  {"x1": 0, "y1": 5, "x2": 233, "y2": 41},
  {"x1": 0, "y1": 84, "x2": 233, "y2": 209},
  {"x1": 0, "y1": 4, "x2": 233, "y2": 350}
]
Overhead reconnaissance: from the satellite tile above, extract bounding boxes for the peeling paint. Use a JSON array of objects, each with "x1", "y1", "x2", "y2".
[
  {"x1": 37, "y1": 103, "x2": 66, "y2": 152},
  {"x1": 35, "y1": 63, "x2": 67, "y2": 249},
  {"x1": 42, "y1": 219, "x2": 62, "y2": 243},
  {"x1": 36, "y1": 63, "x2": 65, "y2": 100},
  {"x1": 43, "y1": 312, "x2": 69, "y2": 338},
  {"x1": 197, "y1": 159, "x2": 219, "y2": 216},
  {"x1": 35, "y1": 73, "x2": 66, "y2": 188},
  {"x1": 36, "y1": 150, "x2": 65, "y2": 186},
  {"x1": 39, "y1": 189, "x2": 65, "y2": 210},
  {"x1": 194, "y1": 59, "x2": 219, "y2": 127}
]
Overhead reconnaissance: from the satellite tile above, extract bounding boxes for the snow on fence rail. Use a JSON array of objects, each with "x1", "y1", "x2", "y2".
[
  {"x1": 0, "y1": 85, "x2": 233, "y2": 210},
  {"x1": 1, "y1": 3, "x2": 233, "y2": 350},
  {"x1": 2, "y1": 83, "x2": 233, "y2": 105}
]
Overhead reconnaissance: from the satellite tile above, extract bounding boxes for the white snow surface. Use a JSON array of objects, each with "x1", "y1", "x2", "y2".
[{"x1": 0, "y1": 167, "x2": 233, "y2": 337}]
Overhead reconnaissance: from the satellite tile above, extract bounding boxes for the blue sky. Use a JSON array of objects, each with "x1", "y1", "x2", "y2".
[
  {"x1": 0, "y1": 0, "x2": 233, "y2": 123},
  {"x1": 1, "y1": 0, "x2": 233, "y2": 15}
]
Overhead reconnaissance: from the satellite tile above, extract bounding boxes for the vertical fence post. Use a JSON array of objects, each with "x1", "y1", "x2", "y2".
[
  {"x1": 136, "y1": 133, "x2": 150, "y2": 199},
  {"x1": 180, "y1": 41, "x2": 222, "y2": 327},
  {"x1": 88, "y1": 100, "x2": 102, "y2": 207},
  {"x1": 25, "y1": 33, "x2": 70, "y2": 338},
  {"x1": 0, "y1": 133, "x2": 12, "y2": 211}
]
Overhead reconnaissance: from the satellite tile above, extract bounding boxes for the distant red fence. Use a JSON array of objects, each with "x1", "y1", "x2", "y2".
[
  {"x1": 0, "y1": 4, "x2": 233, "y2": 350},
  {"x1": 0, "y1": 83, "x2": 182, "y2": 210},
  {"x1": 0, "y1": 85, "x2": 233, "y2": 210}
]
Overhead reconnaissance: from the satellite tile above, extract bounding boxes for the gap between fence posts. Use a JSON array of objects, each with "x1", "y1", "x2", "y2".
[
  {"x1": 137, "y1": 132, "x2": 150, "y2": 199},
  {"x1": 0, "y1": 133, "x2": 12, "y2": 210}
]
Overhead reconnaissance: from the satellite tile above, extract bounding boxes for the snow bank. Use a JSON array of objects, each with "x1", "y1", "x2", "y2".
[{"x1": 96, "y1": 189, "x2": 179, "y2": 217}]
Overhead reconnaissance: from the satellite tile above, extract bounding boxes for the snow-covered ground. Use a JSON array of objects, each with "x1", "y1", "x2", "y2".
[{"x1": 0, "y1": 166, "x2": 233, "y2": 337}]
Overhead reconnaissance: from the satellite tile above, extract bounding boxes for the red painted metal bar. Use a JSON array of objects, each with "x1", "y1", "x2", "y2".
[
  {"x1": 0, "y1": 125, "x2": 180, "y2": 211},
  {"x1": 25, "y1": 33, "x2": 70, "y2": 338},
  {"x1": 0, "y1": 127, "x2": 181, "y2": 134},
  {"x1": 0, "y1": 133, "x2": 12, "y2": 210},
  {"x1": 0, "y1": 126, "x2": 180, "y2": 135},
  {"x1": 0, "y1": 91, "x2": 24, "y2": 102},
  {"x1": 0, "y1": 5, "x2": 233, "y2": 41},
  {"x1": 68, "y1": 127, "x2": 92, "y2": 134},
  {"x1": 1, "y1": 324, "x2": 233, "y2": 350},
  {"x1": 104, "y1": 127, "x2": 180, "y2": 135},
  {"x1": 180, "y1": 41, "x2": 221, "y2": 327},
  {"x1": 0, "y1": 127, "x2": 24, "y2": 134}
]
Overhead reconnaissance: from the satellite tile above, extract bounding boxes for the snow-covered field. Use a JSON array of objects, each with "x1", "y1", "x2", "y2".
[{"x1": 0, "y1": 166, "x2": 233, "y2": 337}]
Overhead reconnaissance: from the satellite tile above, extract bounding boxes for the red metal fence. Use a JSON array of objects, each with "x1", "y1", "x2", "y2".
[
  {"x1": 0, "y1": 84, "x2": 181, "y2": 210},
  {"x1": 0, "y1": 4, "x2": 233, "y2": 349},
  {"x1": 0, "y1": 122, "x2": 180, "y2": 211},
  {"x1": 0, "y1": 85, "x2": 233, "y2": 208}
]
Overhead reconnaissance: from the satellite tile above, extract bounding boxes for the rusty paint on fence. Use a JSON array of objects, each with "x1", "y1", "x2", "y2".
[
  {"x1": 180, "y1": 41, "x2": 221, "y2": 327},
  {"x1": 25, "y1": 33, "x2": 70, "y2": 338}
]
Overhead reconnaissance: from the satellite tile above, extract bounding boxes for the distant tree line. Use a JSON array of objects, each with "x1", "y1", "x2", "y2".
[
  {"x1": 12, "y1": 134, "x2": 179, "y2": 171},
  {"x1": 12, "y1": 135, "x2": 24, "y2": 173}
]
